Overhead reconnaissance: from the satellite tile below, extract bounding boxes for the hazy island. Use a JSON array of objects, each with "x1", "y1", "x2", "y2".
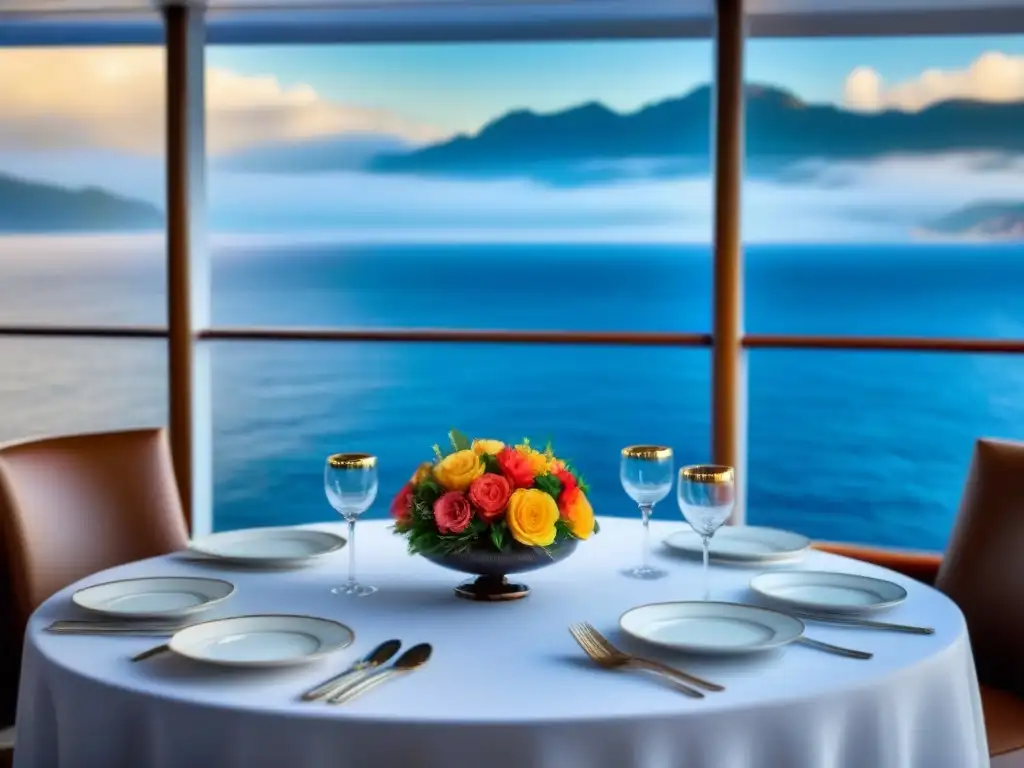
[
  {"x1": 920, "y1": 202, "x2": 1024, "y2": 241},
  {"x1": 0, "y1": 173, "x2": 162, "y2": 233}
]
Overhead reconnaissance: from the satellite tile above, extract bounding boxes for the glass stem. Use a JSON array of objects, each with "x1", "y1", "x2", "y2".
[
  {"x1": 347, "y1": 518, "x2": 356, "y2": 585},
  {"x1": 701, "y1": 534, "x2": 711, "y2": 601},
  {"x1": 640, "y1": 504, "x2": 653, "y2": 569}
]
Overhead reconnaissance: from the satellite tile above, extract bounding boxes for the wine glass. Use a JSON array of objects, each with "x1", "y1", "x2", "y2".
[
  {"x1": 324, "y1": 453, "x2": 379, "y2": 596},
  {"x1": 677, "y1": 465, "x2": 735, "y2": 600},
  {"x1": 620, "y1": 445, "x2": 674, "y2": 580}
]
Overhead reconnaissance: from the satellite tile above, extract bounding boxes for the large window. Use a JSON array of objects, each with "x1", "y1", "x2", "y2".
[
  {"x1": 2, "y1": 23, "x2": 1022, "y2": 551},
  {"x1": 744, "y1": 37, "x2": 1024, "y2": 549},
  {"x1": 0, "y1": 43, "x2": 167, "y2": 447},
  {"x1": 204, "y1": 41, "x2": 715, "y2": 529}
]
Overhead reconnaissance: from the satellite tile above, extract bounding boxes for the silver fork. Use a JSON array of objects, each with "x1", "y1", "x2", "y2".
[
  {"x1": 578, "y1": 623, "x2": 725, "y2": 691},
  {"x1": 568, "y1": 623, "x2": 705, "y2": 698}
]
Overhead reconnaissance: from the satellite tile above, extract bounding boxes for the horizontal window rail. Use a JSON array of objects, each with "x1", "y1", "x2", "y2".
[
  {"x1": 743, "y1": 335, "x2": 1024, "y2": 354},
  {"x1": 4, "y1": 326, "x2": 1024, "y2": 354},
  {"x1": 0, "y1": 325, "x2": 168, "y2": 339},
  {"x1": 197, "y1": 327, "x2": 714, "y2": 346}
]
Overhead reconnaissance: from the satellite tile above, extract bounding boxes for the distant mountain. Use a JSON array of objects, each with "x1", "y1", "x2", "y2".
[
  {"x1": 368, "y1": 84, "x2": 1024, "y2": 181},
  {"x1": 0, "y1": 173, "x2": 162, "y2": 233},
  {"x1": 921, "y1": 202, "x2": 1024, "y2": 240},
  {"x1": 216, "y1": 133, "x2": 414, "y2": 174}
]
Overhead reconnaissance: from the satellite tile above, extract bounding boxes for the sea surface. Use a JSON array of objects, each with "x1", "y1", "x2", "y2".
[{"x1": 1, "y1": 237, "x2": 1022, "y2": 552}]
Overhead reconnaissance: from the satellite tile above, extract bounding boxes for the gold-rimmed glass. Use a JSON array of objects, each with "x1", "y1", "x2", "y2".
[
  {"x1": 677, "y1": 464, "x2": 735, "y2": 600},
  {"x1": 620, "y1": 445, "x2": 674, "y2": 580},
  {"x1": 325, "y1": 452, "x2": 379, "y2": 597}
]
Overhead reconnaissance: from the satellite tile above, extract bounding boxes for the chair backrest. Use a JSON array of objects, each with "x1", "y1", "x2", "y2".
[
  {"x1": 936, "y1": 438, "x2": 1024, "y2": 697},
  {"x1": 0, "y1": 428, "x2": 189, "y2": 723}
]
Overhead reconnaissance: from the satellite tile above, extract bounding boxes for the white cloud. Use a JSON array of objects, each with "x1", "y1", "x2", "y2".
[
  {"x1": 0, "y1": 48, "x2": 443, "y2": 155},
  {"x1": 843, "y1": 51, "x2": 1024, "y2": 112}
]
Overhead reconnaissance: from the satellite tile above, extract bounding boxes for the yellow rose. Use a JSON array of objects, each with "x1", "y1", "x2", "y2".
[
  {"x1": 506, "y1": 488, "x2": 559, "y2": 547},
  {"x1": 472, "y1": 439, "x2": 505, "y2": 456},
  {"x1": 563, "y1": 492, "x2": 596, "y2": 540},
  {"x1": 433, "y1": 449, "x2": 484, "y2": 491},
  {"x1": 410, "y1": 462, "x2": 433, "y2": 485},
  {"x1": 515, "y1": 444, "x2": 551, "y2": 476}
]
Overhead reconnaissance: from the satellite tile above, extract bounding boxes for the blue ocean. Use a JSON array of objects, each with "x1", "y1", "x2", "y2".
[{"x1": 1, "y1": 238, "x2": 1022, "y2": 552}]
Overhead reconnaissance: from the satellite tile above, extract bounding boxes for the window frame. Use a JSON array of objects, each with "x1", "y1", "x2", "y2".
[{"x1": 2, "y1": 0, "x2": 1023, "y2": 539}]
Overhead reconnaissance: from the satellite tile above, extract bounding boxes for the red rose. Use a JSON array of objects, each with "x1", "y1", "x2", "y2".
[
  {"x1": 553, "y1": 465, "x2": 580, "y2": 514},
  {"x1": 496, "y1": 447, "x2": 535, "y2": 489},
  {"x1": 433, "y1": 491, "x2": 473, "y2": 534},
  {"x1": 390, "y1": 483, "x2": 414, "y2": 521},
  {"x1": 467, "y1": 474, "x2": 512, "y2": 523}
]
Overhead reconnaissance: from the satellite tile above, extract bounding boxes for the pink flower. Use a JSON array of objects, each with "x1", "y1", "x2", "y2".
[{"x1": 433, "y1": 491, "x2": 473, "y2": 535}]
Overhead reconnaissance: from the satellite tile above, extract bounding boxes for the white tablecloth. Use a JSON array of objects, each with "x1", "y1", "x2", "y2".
[{"x1": 15, "y1": 518, "x2": 988, "y2": 768}]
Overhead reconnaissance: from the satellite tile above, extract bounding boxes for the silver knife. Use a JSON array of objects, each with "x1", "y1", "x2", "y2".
[
  {"x1": 790, "y1": 611, "x2": 934, "y2": 635},
  {"x1": 798, "y1": 637, "x2": 873, "y2": 659},
  {"x1": 327, "y1": 643, "x2": 432, "y2": 705},
  {"x1": 46, "y1": 622, "x2": 188, "y2": 636},
  {"x1": 301, "y1": 639, "x2": 402, "y2": 701}
]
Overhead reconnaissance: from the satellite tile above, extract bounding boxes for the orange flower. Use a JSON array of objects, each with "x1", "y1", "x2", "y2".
[
  {"x1": 515, "y1": 444, "x2": 550, "y2": 476},
  {"x1": 562, "y1": 492, "x2": 596, "y2": 540},
  {"x1": 410, "y1": 462, "x2": 433, "y2": 485},
  {"x1": 468, "y1": 474, "x2": 512, "y2": 524},
  {"x1": 497, "y1": 447, "x2": 535, "y2": 489}
]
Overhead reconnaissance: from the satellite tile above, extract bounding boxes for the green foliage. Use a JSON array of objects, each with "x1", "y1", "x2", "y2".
[
  {"x1": 481, "y1": 452, "x2": 502, "y2": 474},
  {"x1": 533, "y1": 472, "x2": 563, "y2": 500},
  {"x1": 565, "y1": 463, "x2": 591, "y2": 495},
  {"x1": 489, "y1": 521, "x2": 508, "y2": 551},
  {"x1": 554, "y1": 518, "x2": 574, "y2": 542},
  {"x1": 449, "y1": 429, "x2": 471, "y2": 452}
]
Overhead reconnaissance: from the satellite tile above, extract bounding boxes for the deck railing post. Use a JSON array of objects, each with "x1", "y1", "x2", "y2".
[
  {"x1": 711, "y1": 0, "x2": 748, "y2": 523},
  {"x1": 165, "y1": 5, "x2": 212, "y2": 536}
]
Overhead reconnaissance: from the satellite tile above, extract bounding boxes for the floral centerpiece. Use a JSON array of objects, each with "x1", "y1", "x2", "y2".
[{"x1": 391, "y1": 430, "x2": 599, "y2": 600}]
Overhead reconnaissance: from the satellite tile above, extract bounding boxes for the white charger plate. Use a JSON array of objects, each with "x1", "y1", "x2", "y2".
[
  {"x1": 188, "y1": 527, "x2": 346, "y2": 567},
  {"x1": 619, "y1": 601, "x2": 805, "y2": 655},
  {"x1": 72, "y1": 577, "x2": 235, "y2": 619},
  {"x1": 168, "y1": 614, "x2": 355, "y2": 668},
  {"x1": 664, "y1": 526, "x2": 810, "y2": 563},
  {"x1": 750, "y1": 570, "x2": 908, "y2": 614}
]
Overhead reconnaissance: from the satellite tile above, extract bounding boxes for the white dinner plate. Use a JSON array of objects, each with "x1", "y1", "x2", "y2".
[
  {"x1": 169, "y1": 614, "x2": 355, "y2": 668},
  {"x1": 72, "y1": 577, "x2": 235, "y2": 619},
  {"x1": 619, "y1": 601, "x2": 805, "y2": 655},
  {"x1": 664, "y1": 526, "x2": 811, "y2": 563},
  {"x1": 749, "y1": 570, "x2": 908, "y2": 614},
  {"x1": 188, "y1": 527, "x2": 346, "y2": 567}
]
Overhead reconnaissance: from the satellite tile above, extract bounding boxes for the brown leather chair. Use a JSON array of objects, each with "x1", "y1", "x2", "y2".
[
  {"x1": 817, "y1": 438, "x2": 1024, "y2": 764},
  {"x1": 0, "y1": 427, "x2": 190, "y2": 763}
]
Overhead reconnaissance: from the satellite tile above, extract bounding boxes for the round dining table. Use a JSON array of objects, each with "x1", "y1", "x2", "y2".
[{"x1": 14, "y1": 518, "x2": 988, "y2": 768}]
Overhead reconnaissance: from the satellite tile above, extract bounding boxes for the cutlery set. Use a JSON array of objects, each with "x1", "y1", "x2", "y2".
[
  {"x1": 299, "y1": 639, "x2": 436, "y2": 705},
  {"x1": 570, "y1": 607, "x2": 935, "y2": 696},
  {"x1": 48, "y1": 618, "x2": 429, "y2": 705}
]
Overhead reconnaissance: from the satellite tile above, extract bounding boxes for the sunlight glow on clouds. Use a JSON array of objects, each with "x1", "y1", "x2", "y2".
[
  {"x1": 843, "y1": 51, "x2": 1024, "y2": 112},
  {"x1": 0, "y1": 48, "x2": 443, "y2": 155}
]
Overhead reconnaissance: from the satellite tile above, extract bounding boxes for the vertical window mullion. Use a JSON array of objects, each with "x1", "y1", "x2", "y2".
[
  {"x1": 165, "y1": 6, "x2": 213, "y2": 536},
  {"x1": 711, "y1": 0, "x2": 748, "y2": 523}
]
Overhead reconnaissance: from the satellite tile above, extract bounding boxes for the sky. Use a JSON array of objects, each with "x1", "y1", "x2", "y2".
[
  {"x1": 1, "y1": 35, "x2": 1023, "y2": 155},
  {"x1": 207, "y1": 36, "x2": 1024, "y2": 134},
  {"x1": 0, "y1": 35, "x2": 1022, "y2": 241}
]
